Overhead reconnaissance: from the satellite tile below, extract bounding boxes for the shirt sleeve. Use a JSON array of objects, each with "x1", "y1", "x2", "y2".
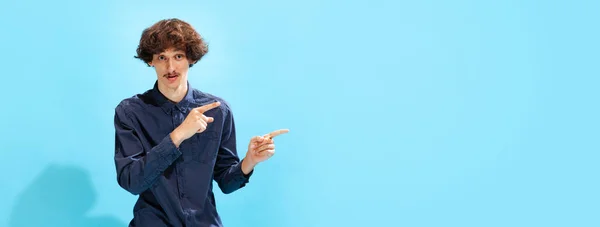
[
  {"x1": 212, "y1": 102, "x2": 253, "y2": 194},
  {"x1": 114, "y1": 105, "x2": 182, "y2": 195}
]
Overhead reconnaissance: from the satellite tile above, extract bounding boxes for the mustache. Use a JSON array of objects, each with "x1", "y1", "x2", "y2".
[{"x1": 163, "y1": 72, "x2": 180, "y2": 77}]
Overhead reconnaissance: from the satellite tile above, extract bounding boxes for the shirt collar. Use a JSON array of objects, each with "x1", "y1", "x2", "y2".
[{"x1": 151, "y1": 80, "x2": 195, "y2": 114}]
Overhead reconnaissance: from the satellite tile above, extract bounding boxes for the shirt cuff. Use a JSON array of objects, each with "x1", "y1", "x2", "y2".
[
  {"x1": 157, "y1": 134, "x2": 182, "y2": 165},
  {"x1": 238, "y1": 159, "x2": 254, "y2": 181}
]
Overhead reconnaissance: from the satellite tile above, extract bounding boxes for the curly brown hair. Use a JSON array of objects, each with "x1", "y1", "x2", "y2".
[{"x1": 135, "y1": 18, "x2": 209, "y2": 67}]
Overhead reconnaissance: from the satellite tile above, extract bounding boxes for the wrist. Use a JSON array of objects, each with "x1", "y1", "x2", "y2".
[
  {"x1": 241, "y1": 157, "x2": 257, "y2": 175},
  {"x1": 170, "y1": 128, "x2": 184, "y2": 148}
]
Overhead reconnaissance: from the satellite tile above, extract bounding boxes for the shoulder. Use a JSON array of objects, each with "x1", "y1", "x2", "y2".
[{"x1": 115, "y1": 89, "x2": 155, "y2": 119}]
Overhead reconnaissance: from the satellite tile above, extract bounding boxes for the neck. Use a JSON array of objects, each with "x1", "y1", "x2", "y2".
[{"x1": 158, "y1": 81, "x2": 188, "y2": 103}]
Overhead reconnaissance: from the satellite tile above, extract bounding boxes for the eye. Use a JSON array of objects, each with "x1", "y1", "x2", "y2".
[
  {"x1": 158, "y1": 55, "x2": 166, "y2": 61},
  {"x1": 175, "y1": 54, "x2": 185, "y2": 60}
]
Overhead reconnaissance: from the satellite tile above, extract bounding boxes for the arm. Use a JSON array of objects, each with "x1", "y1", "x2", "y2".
[
  {"x1": 213, "y1": 105, "x2": 253, "y2": 194},
  {"x1": 114, "y1": 105, "x2": 182, "y2": 195}
]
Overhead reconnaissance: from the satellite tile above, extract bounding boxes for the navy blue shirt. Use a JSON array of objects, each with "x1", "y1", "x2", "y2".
[{"x1": 114, "y1": 81, "x2": 252, "y2": 227}]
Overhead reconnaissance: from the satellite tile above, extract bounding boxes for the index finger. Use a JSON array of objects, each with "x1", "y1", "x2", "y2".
[
  {"x1": 195, "y1": 101, "x2": 221, "y2": 113},
  {"x1": 267, "y1": 129, "x2": 289, "y2": 139}
]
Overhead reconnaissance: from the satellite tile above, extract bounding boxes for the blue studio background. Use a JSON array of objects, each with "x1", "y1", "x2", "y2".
[{"x1": 0, "y1": 0, "x2": 598, "y2": 226}]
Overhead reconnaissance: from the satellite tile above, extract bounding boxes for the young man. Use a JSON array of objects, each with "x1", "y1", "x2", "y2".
[{"x1": 113, "y1": 18, "x2": 288, "y2": 227}]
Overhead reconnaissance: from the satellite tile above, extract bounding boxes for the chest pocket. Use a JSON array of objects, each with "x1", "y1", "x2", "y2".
[{"x1": 190, "y1": 130, "x2": 220, "y2": 163}]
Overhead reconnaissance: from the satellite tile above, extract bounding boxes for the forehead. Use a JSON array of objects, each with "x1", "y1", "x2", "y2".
[{"x1": 155, "y1": 48, "x2": 185, "y2": 56}]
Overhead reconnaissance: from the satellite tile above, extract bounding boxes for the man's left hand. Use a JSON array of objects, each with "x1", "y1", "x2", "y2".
[{"x1": 242, "y1": 129, "x2": 289, "y2": 173}]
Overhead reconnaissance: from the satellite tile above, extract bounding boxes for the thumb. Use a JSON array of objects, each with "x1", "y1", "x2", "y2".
[{"x1": 250, "y1": 136, "x2": 261, "y2": 148}]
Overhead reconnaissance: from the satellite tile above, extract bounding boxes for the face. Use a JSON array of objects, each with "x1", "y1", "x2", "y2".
[{"x1": 149, "y1": 48, "x2": 193, "y2": 90}]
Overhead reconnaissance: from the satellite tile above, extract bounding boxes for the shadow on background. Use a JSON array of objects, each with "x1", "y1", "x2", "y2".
[{"x1": 9, "y1": 164, "x2": 125, "y2": 227}]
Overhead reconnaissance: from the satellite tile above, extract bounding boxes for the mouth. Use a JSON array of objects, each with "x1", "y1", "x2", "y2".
[{"x1": 165, "y1": 74, "x2": 179, "y2": 82}]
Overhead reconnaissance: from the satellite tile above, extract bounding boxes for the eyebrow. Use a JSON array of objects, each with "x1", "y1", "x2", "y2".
[{"x1": 157, "y1": 52, "x2": 186, "y2": 57}]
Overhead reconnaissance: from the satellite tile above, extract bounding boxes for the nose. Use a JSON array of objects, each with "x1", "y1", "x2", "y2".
[{"x1": 166, "y1": 59, "x2": 175, "y2": 73}]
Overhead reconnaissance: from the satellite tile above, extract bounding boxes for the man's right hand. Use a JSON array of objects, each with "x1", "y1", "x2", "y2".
[{"x1": 170, "y1": 101, "x2": 221, "y2": 147}]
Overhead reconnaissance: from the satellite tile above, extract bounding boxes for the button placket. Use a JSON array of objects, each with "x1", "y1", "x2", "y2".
[{"x1": 173, "y1": 108, "x2": 187, "y2": 201}]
